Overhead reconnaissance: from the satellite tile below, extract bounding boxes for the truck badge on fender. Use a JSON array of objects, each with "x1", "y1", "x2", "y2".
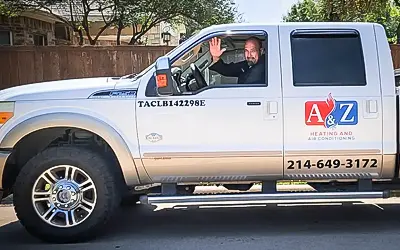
[
  {"x1": 305, "y1": 93, "x2": 358, "y2": 128},
  {"x1": 146, "y1": 133, "x2": 163, "y2": 143}
]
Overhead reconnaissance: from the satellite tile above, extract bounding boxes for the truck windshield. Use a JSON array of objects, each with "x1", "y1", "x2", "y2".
[{"x1": 129, "y1": 31, "x2": 201, "y2": 80}]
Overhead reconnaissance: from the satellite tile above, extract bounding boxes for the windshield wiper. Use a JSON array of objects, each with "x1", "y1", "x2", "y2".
[{"x1": 120, "y1": 73, "x2": 138, "y2": 79}]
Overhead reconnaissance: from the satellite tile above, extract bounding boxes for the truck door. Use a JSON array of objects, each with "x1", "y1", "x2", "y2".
[
  {"x1": 135, "y1": 26, "x2": 284, "y2": 183},
  {"x1": 279, "y1": 24, "x2": 383, "y2": 180}
]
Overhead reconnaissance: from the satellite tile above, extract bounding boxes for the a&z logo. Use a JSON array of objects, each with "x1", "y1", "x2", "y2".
[{"x1": 305, "y1": 93, "x2": 358, "y2": 128}]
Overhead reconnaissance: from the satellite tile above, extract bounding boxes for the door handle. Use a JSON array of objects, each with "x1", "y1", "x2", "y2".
[
  {"x1": 366, "y1": 100, "x2": 378, "y2": 113},
  {"x1": 268, "y1": 101, "x2": 278, "y2": 114},
  {"x1": 264, "y1": 101, "x2": 278, "y2": 120},
  {"x1": 247, "y1": 101, "x2": 261, "y2": 106},
  {"x1": 363, "y1": 99, "x2": 378, "y2": 119}
]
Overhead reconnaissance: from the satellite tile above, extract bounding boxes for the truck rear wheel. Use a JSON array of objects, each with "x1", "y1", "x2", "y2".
[{"x1": 13, "y1": 146, "x2": 122, "y2": 243}]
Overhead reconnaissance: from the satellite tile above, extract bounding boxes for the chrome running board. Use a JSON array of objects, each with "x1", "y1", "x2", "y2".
[{"x1": 140, "y1": 191, "x2": 390, "y2": 205}]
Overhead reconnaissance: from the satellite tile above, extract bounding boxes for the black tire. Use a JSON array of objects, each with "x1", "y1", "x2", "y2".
[
  {"x1": 120, "y1": 193, "x2": 140, "y2": 206},
  {"x1": 13, "y1": 146, "x2": 123, "y2": 243}
]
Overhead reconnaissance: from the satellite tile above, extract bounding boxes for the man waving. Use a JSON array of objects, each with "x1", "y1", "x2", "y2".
[{"x1": 208, "y1": 36, "x2": 266, "y2": 85}]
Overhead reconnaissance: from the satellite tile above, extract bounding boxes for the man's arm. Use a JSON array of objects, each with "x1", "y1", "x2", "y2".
[
  {"x1": 209, "y1": 58, "x2": 246, "y2": 77},
  {"x1": 208, "y1": 37, "x2": 245, "y2": 77}
]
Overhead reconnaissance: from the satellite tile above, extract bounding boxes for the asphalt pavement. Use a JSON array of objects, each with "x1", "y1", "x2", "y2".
[{"x1": 2, "y1": 186, "x2": 400, "y2": 250}]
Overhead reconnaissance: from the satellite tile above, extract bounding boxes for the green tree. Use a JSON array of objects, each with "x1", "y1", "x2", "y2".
[
  {"x1": 179, "y1": 0, "x2": 240, "y2": 36},
  {"x1": 283, "y1": 0, "x2": 400, "y2": 43},
  {"x1": 392, "y1": 0, "x2": 400, "y2": 43},
  {"x1": 284, "y1": 0, "x2": 389, "y2": 21},
  {"x1": 318, "y1": 0, "x2": 388, "y2": 22},
  {"x1": 113, "y1": 0, "x2": 240, "y2": 45},
  {"x1": 282, "y1": 0, "x2": 320, "y2": 22},
  {"x1": 0, "y1": 0, "x2": 24, "y2": 17},
  {"x1": 2, "y1": 0, "x2": 240, "y2": 45}
]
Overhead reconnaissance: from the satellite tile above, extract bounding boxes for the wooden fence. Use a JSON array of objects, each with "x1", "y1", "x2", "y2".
[
  {"x1": 1, "y1": 44, "x2": 400, "y2": 90},
  {"x1": 0, "y1": 45, "x2": 175, "y2": 89},
  {"x1": 391, "y1": 44, "x2": 400, "y2": 69}
]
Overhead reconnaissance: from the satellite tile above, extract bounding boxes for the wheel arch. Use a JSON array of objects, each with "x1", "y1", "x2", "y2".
[{"x1": 0, "y1": 112, "x2": 141, "y2": 189}]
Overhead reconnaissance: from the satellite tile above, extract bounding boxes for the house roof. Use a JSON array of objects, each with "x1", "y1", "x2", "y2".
[{"x1": 19, "y1": 9, "x2": 62, "y2": 24}]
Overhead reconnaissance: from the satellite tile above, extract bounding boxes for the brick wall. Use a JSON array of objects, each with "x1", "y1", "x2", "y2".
[{"x1": 0, "y1": 15, "x2": 55, "y2": 46}]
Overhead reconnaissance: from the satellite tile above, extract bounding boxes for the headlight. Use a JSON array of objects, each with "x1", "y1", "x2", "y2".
[{"x1": 0, "y1": 102, "x2": 14, "y2": 125}]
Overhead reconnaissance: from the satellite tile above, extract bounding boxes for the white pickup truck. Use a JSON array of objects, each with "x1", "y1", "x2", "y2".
[{"x1": 0, "y1": 21, "x2": 399, "y2": 243}]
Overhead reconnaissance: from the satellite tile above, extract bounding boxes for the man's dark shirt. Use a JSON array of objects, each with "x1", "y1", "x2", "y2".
[{"x1": 209, "y1": 54, "x2": 266, "y2": 84}]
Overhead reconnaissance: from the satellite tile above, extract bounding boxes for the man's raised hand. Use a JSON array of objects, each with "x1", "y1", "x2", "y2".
[{"x1": 209, "y1": 37, "x2": 226, "y2": 62}]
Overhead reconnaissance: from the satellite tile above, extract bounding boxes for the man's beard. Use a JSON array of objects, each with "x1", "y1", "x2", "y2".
[{"x1": 246, "y1": 58, "x2": 256, "y2": 67}]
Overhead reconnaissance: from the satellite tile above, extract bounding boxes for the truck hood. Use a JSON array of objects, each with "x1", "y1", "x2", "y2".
[{"x1": 0, "y1": 77, "x2": 136, "y2": 101}]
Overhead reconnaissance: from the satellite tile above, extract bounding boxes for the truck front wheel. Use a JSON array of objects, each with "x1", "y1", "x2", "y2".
[{"x1": 13, "y1": 146, "x2": 122, "y2": 243}]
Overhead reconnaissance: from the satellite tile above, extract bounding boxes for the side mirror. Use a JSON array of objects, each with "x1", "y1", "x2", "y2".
[{"x1": 155, "y1": 56, "x2": 174, "y2": 96}]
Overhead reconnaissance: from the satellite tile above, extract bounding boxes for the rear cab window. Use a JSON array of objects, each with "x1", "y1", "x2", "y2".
[{"x1": 290, "y1": 30, "x2": 367, "y2": 87}]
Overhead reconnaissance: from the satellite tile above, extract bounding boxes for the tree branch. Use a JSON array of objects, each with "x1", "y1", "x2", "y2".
[{"x1": 93, "y1": 19, "x2": 115, "y2": 42}]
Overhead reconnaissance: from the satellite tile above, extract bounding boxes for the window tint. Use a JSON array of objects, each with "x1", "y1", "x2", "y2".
[
  {"x1": 0, "y1": 31, "x2": 11, "y2": 45},
  {"x1": 290, "y1": 30, "x2": 366, "y2": 86}
]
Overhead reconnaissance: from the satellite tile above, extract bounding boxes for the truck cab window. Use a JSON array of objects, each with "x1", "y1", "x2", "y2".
[
  {"x1": 145, "y1": 33, "x2": 268, "y2": 97},
  {"x1": 291, "y1": 30, "x2": 366, "y2": 87},
  {"x1": 171, "y1": 33, "x2": 268, "y2": 93}
]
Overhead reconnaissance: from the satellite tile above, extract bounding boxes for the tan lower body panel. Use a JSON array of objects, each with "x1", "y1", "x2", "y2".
[
  {"x1": 381, "y1": 154, "x2": 397, "y2": 179},
  {"x1": 142, "y1": 151, "x2": 283, "y2": 183},
  {"x1": 0, "y1": 151, "x2": 11, "y2": 189},
  {"x1": 138, "y1": 150, "x2": 398, "y2": 184},
  {"x1": 133, "y1": 158, "x2": 153, "y2": 184}
]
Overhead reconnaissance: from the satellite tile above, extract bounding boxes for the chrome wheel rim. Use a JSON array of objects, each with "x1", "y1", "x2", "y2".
[{"x1": 31, "y1": 165, "x2": 97, "y2": 228}]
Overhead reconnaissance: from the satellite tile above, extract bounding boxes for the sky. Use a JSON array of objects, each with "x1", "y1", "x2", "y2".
[{"x1": 233, "y1": 0, "x2": 300, "y2": 22}]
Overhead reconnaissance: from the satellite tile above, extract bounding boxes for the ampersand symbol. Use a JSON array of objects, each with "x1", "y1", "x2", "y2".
[{"x1": 327, "y1": 115, "x2": 336, "y2": 126}]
